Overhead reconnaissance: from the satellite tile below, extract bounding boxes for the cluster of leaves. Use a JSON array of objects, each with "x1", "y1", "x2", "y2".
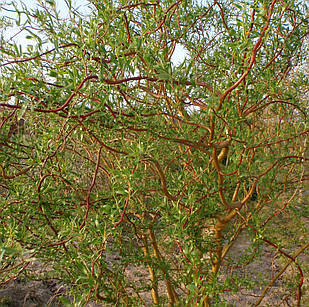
[{"x1": 0, "y1": 0, "x2": 308, "y2": 306}]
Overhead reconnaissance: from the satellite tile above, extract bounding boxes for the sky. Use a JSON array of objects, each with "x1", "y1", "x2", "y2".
[{"x1": 2, "y1": 0, "x2": 188, "y2": 65}]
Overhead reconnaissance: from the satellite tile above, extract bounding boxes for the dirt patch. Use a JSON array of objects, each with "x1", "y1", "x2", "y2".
[
  {"x1": 1, "y1": 193, "x2": 308, "y2": 306},
  {"x1": 220, "y1": 231, "x2": 308, "y2": 307},
  {"x1": 1, "y1": 235, "x2": 307, "y2": 307},
  {"x1": 0, "y1": 279, "x2": 62, "y2": 307}
]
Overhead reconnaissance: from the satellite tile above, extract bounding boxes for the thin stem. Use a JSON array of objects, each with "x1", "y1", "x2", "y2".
[{"x1": 254, "y1": 242, "x2": 309, "y2": 307}]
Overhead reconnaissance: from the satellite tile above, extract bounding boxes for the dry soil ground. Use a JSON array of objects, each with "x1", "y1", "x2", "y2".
[{"x1": 0, "y1": 190, "x2": 308, "y2": 307}]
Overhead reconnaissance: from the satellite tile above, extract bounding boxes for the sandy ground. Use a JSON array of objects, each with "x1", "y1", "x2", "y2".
[
  {"x1": 1, "y1": 235, "x2": 307, "y2": 307},
  {"x1": 1, "y1": 191, "x2": 308, "y2": 306}
]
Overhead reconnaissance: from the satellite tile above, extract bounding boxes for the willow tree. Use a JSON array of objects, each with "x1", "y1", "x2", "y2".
[{"x1": 0, "y1": 0, "x2": 308, "y2": 306}]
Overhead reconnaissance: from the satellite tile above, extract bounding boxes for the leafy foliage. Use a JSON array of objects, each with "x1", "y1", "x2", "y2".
[{"x1": 0, "y1": 0, "x2": 308, "y2": 306}]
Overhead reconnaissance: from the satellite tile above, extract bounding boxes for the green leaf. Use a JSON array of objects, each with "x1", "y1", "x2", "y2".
[{"x1": 157, "y1": 72, "x2": 171, "y2": 80}]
